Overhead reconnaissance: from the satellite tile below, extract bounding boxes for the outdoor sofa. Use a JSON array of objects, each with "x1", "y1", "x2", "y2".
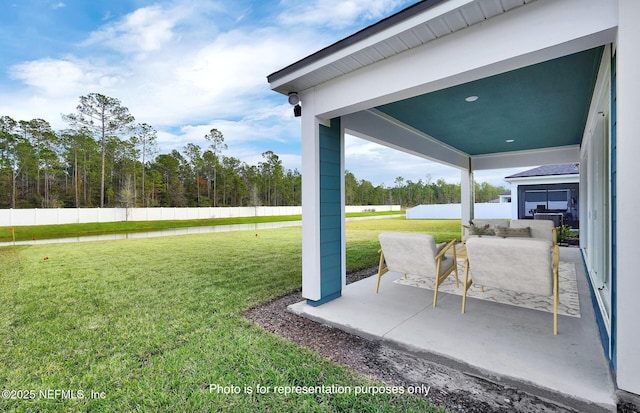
[{"x1": 462, "y1": 218, "x2": 556, "y2": 245}]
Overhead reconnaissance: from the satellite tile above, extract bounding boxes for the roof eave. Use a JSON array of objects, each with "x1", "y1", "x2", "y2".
[
  {"x1": 267, "y1": 0, "x2": 454, "y2": 93},
  {"x1": 504, "y1": 173, "x2": 580, "y2": 182}
]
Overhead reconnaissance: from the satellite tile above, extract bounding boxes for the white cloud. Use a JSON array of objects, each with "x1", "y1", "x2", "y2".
[
  {"x1": 277, "y1": 153, "x2": 302, "y2": 171},
  {"x1": 277, "y1": 0, "x2": 410, "y2": 28},
  {"x1": 474, "y1": 168, "x2": 519, "y2": 188},
  {"x1": 173, "y1": 27, "x2": 321, "y2": 98},
  {"x1": 344, "y1": 135, "x2": 520, "y2": 187},
  {"x1": 0, "y1": 93, "x2": 75, "y2": 129},
  {"x1": 52, "y1": 2, "x2": 65, "y2": 10},
  {"x1": 154, "y1": 103, "x2": 299, "y2": 160},
  {"x1": 154, "y1": 122, "x2": 302, "y2": 172},
  {"x1": 82, "y1": 5, "x2": 179, "y2": 55},
  {"x1": 345, "y1": 134, "x2": 462, "y2": 186},
  {"x1": 9, "y1": 59, "x2": 83, "y2": 96},
  {"x1": 108, "y1": 23, "x2": 322, "y2": 132},
  {"x1": 66, "y1": 1, "x2": 321, "y2": 128},
  {"x1": 8, "y1": 58, "x2": 123, "y2": 99}
]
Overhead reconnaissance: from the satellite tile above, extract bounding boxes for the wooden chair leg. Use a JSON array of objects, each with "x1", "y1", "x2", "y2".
[
  {"x1": 554, "y1": 295, "x2": 558, "y2": 335},
  {"x1": 375, "y1": 250, "x2": 388, "y2": 294},
  {"x1": 433, "y1": 259, "x2": 442, "y2": 307},
  {"x1": 553, "y1": 245, "x2": 559, "y2": 335},
  {"x1": 553, "y1": 279, "x2": 558, "y2": 335},
  {"x1": 434, "y1": 251, "x2": 461, "y2": 307},
  {"x1": 462, "y1": 259, "x2": 471, "y2": 314},
  {"x1": 553, "y1": 266, "x2": 559, "y2": 335},
  {"x1": 453, "y1": 245, "x2": 459, "y2": 288}
]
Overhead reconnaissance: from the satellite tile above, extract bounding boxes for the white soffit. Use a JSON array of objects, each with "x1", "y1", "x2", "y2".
[
  {"x1": 342, "y1": 109, "x2": 470, "y2": 169},
  {"x1": 505, "y1": 174, "x2": 581, "y2": 184},
  {"x1": 270, "y1": 0, "x2": 537, "y2": 94},
  {"x1": 471, "y1": 146, "x2": 581, "y2": 170}
]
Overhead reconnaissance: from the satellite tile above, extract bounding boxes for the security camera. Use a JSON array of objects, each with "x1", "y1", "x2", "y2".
[{"x1": 288, "y1": 92, "x2": 300, "y2": 106}]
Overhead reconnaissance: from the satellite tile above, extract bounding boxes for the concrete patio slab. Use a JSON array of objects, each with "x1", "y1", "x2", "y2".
[{"x1": 289, "y1": 248, "x2": 616, "y2": 412}]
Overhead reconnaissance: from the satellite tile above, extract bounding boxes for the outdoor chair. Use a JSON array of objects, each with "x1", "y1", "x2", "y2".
[
  {"x1": 462, "y1": 237, "x2": 560, "y2": 334},
  {"x1": 376, "y1": 232, "x2": 458, "y2": 307}
]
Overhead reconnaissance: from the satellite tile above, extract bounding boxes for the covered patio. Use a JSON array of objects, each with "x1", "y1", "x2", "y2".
[
  {"x1": 290, "y1": 247, "x2": 615, "y2": 411},
  {"x1": 268, "y1": 0, "x2": 640, "y2": 410}
]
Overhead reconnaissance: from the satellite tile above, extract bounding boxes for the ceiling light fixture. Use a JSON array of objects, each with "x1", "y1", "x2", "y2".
[
  {"x1": 505, "y1": 139, "x2": 515, "y2": 143},
  {"x1": 465, "y1": 95, "x2": 479, "y2": 102}
]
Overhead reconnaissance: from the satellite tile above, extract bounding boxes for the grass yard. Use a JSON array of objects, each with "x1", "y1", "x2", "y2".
[
  {"x1": 0, "y1": 219, "x2": 456, "y2": 412},
  {"x1": 346, "y1": 218, "x2": 461, "y2": 271}
]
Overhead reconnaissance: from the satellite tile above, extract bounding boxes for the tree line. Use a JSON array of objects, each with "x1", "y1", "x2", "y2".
[
  {"x1": 345, "y1": 172, "x2": 507, "y2": 206},
  {"x1": 0, "y1": 93, "x2": 506, "y2": 209}
]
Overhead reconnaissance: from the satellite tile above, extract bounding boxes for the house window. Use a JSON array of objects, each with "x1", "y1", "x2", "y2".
[{"x1": 518, "y1": 184, "x2": 579, "y2": 228}]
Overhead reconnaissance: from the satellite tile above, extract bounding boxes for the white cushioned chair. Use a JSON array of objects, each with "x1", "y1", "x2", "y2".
[
  {"x1": 376, "y1": 232, "x2": 458, "y2": 307},
  {"x1": 462, "y1": 236, "x2": 560, "y2": 334}
]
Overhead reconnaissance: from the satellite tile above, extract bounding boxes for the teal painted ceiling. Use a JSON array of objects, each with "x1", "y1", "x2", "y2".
[{"x1": 376, "y1": 47, "x2": 604, "y2": 156}]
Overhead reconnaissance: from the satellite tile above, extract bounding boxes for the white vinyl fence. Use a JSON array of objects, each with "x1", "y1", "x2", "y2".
[
  {"x1": 0, "y1": 205, "x2": 401, "y2": 226},
  {"x1": 406, "y1": 203, "x2": 512, "y2": 220}
]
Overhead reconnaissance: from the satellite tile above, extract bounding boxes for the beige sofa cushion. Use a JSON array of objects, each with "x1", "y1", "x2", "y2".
[
  {"x1": 472, "y1": 219, "x2": 509, "y2": 230},
  {"x1": 495, "y1": 226, "x2": 531, "y2": 238},
  {"x1": 510, "y1": 219, "x2": 554, "y2": 242},
  {"x1": 464, "y1": 219, "x2": 555, "y2": 243},
  {"x1": 464, "y1": 219, "x2": 509, "y2": 241}
]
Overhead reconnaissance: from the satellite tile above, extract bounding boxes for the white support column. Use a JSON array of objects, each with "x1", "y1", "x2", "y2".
[
  {"x1": 300, "y1": 90, "x2": 322, "y2": 301},
  {"x1": 509, "y1": 182, "x2": 519, "y2": 220},
  {"x1": 615, "y1": 0, "x2": 640, "y2": 395},
  {"x1": 340, "y1": 123, "x2": 347, "y2": 288},
  {"x1": 460, "y1": 166, "x2": 474, "y2": 229}
]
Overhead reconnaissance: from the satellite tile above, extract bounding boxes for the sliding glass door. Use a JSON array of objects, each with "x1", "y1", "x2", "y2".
[{"x1": 582, "y1": 112, "x2": 611, "y2": 324}]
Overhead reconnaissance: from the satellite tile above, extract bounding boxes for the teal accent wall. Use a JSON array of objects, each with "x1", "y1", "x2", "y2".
[{"x1": 308, "y1": 118, "x2": 342, "y2": 307}]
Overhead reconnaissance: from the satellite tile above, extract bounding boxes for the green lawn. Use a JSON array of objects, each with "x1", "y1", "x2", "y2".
[
  {"x1": 346, "y1": 218, "x2": 461, "y2": 271},
  {"x1": 0, "y1": 218, "x2": 456, "y2": 412}
]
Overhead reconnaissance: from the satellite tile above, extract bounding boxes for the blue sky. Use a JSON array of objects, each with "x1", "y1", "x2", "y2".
[{"x1": 0, "y1": 0, "x2": 516, "y2": 187}]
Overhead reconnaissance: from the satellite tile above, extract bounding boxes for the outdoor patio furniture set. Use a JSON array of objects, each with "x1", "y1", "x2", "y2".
[{"x1": 376, "y1": 219, "x2": 560, "y2": 334}]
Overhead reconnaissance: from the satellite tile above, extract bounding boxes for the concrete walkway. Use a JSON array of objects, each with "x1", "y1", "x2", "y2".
[{"x1": 289, "y1": 247, "x2": 616, "y2": 412}]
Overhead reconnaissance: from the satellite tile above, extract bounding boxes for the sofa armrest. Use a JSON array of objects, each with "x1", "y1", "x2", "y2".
[{"x1": 435, "y1": 239, "x2": 456, "y2": 260}]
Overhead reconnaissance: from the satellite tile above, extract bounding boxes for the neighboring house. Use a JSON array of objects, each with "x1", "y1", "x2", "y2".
[
  {"x1": 268, "y1": 0, "x2": 639, "y2": 398},
  {"x1": 505, "y1": 163, "x2": 580, "y2": 228},
  {"x1": 497, "y1": 191, "x2": 511, "y2": 204}
]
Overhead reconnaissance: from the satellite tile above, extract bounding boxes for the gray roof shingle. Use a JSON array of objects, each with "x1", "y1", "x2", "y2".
[{"x1": 506, "y1": 163, "x2": 579, "y2": 179}]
